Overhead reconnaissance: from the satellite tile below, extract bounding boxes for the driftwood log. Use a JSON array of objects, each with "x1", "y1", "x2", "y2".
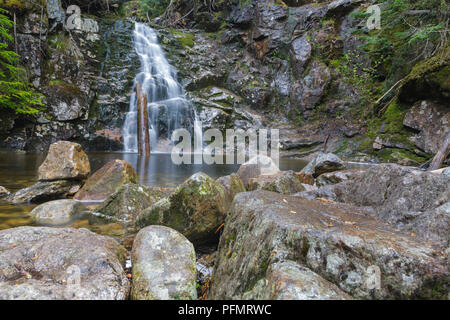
[
  {"x1": 136, "y1": 83, "x2": 150, "y2": 157},
  {"x1": 428, "y1": 132, "x2": 450, "y2": 171}
]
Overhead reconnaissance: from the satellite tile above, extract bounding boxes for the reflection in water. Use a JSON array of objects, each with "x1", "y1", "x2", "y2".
[{"x1": 0, "y1": 150, "x2": 306, "y2": 234}]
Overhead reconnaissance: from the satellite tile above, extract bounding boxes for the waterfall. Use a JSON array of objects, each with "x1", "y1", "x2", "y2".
[{"x1": 122, "y1": 22, "x2": 202, "y2": 154}]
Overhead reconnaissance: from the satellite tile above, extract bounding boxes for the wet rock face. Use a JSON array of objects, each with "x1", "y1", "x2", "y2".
[
  {"x1": 8, "y1": 180, "x2": 82, "y2": 204},
  {"x1": 136, "y1": 172, "x2": 229, "y2": 246},
  {"x1": 74, "y1": 160, "x2": 138, "y2": 201},
  {"x1": 0, "y1": 227, "x2": 129, "y2": 300},
  {"x1": 248, "y1": 170, "x2": 306, "y2": 195},
  {"x1": 38, "y1": 141, "x2": 91, "y2": 181},
  {"x1": 30, "y1": 199, "x2": 84, "y2": 226},
  {"x1": 301, "y1": 152, "x2": 345, "y2": 177},
  {"x1": 210, "y1": 191, "x2": 448, "y2": 300},
  {"x1": 131, "y1": 226, "x2": 197, "y2": 300},
  {"x1": 403, "y1": 100, "x2": 450, "y2": 154},
  {"x1": 95, "y1": 184, "x2": 168, "y2": 225},
  {"x1": 298, "y1": 164, "x2": 450, "y2": 246},
  {"x1": 290, "y1": 34, "x2": 312, "y2": 79}
]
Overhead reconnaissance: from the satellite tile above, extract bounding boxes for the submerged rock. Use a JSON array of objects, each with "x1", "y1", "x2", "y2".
[
  {"x1": 301, "y1": 152, "x2": 345, "y2": 177},
  {"x1": 0, "y1": 227, "x2": 129, "y2": 300},
  {"x1": 38, "y1": 141, "x2": 90, "y2": 181},
  {"x1": 30, "y1": 199, "x2": 84, "y2": 226},
  {"x1": 8, "y1": 180, "x2": 82, "y2": 204},
  {"x1": 210, "y1": 191, "x2": 448, "y2": 299},
  {"x1": 0, "y1": 186, "x2": 10, "y2": 197},
  {"x1": 248, "y1": 170, "x2": 306, "y2": 195},
  {"x1": 136, "y1": 172, "x2": 229, "y2": 246},
  {"x1": 74, "y1": 160, "x2": 138, "y2": 201},
  {"x1": 95, "y1": 184, "x2": 168, "y2": 225},
  {"x1": 131, "y1": 226, "x2": 197, "y2": 300},
  {"x1": 216, "y1": 173, "x2": 246, "y2": 201}
]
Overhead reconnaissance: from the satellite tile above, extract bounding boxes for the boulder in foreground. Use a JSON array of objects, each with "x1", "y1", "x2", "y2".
[
  {"x1": 248, "y1": 170, "x2": 306, "y2": 195},
  {"x1": 136, "y1": 172, "x2": 229, "y2": 246},
  {"x1": 38, "y1": 141, "x2": 90, "y2": 181},
  {"x1": 131, "y1": 226, "x2": 197, "y2": 300},
  {"x1": 210, "y1": 191, "x2": 448, "y2": 299},
  {"x1": 0, "y1": 227, "x2": 129, "y2": 300},
  {"x1": 74, "y1": 160, "x2": 138, "y2": 201}
]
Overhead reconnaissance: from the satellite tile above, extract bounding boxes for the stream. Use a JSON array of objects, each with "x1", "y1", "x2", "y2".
[{"x1": 0, "y1": 149, "x2": 307, "y2": 234}]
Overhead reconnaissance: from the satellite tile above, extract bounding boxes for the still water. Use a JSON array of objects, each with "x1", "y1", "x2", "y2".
[{"x1": 0, "y1": 150, "x2": 306, "y2": 234}]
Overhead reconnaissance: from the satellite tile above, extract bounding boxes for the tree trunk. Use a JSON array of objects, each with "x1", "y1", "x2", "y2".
[{"x1": 428, "y1": 132, "x2": 450, "y2": 171}]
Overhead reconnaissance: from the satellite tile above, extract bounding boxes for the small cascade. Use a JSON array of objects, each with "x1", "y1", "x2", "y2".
[{"x1": 122, "y1": 22, "x2": 201, "y2": 154}]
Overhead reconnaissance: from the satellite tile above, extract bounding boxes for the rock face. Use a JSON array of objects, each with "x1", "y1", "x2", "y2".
[
  {"x1": 301, "y1": 152, "x2": 345, "y2": 177},
  {"x1": 210, "y1": 191, "x2": 448, "y2": 300},
  {"x1": 403, "y1": 100, "x2": 450, "y2": 154},
  {"x1": 0, "y1": 186, "x2": 10, "y2": 197},
  {"x1": 290, "y1": 34, "x2": 312, "y2": 79},
  {"x1": 131, "y1": 226, "x2": 197, "y2": 300},
  {"x1": 38, "y1": 142, "x2": 90, "y2": 181},
  {"x1": 8, "y1": 180, "x2": 82, "y2": 204},
  {"x1": 216, "y1": 173, "x2": 246, "y2": 201},
  {"x1": 248, "y1": 170, "x2": 306, "y2": 195},
  {"x1": 136, "y1": 172, "x2": 229, "y2": 246},
  {"x1": 297, "y1": 164, "x2": 450, "y2": 246},
  {"x1": 30, "y1": 199, "x2": 84, "y2": 226},
  {"x1": 0, "y1": 227, "x2": 129, "y2": 300},
  {"x1": 95, "y1": 184, "x2": 168, "y2": 225},
  {"x1": 74, "y1": 160, "x2": 138, "y2": 201}
]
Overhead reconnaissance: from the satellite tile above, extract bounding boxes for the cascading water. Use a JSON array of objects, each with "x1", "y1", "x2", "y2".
[{"x1": 122, "y1": 22, "x2": 202, "y2": 154}]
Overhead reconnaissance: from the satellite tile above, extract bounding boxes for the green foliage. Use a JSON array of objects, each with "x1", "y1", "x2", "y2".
[
  {"x1": 138, "y1": 0, "x2": 170, "y2": 19},
  {"x1": 0, "y1": 8, "x2": 43, "y2": 114}
]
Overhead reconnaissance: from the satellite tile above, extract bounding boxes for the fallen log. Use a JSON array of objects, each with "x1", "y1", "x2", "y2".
[{"x1": 136, "y1": 83, "x2": 150, "y2": 157}]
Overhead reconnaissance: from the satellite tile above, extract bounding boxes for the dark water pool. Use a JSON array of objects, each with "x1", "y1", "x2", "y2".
[{"x1": 0, "y1": 150, "x2": 307, "y2": 234}]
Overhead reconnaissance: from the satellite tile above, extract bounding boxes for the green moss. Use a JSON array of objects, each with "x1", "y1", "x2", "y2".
[
  {"x1": 169, "y1": 29, "x2": 195, "y2": 48},
  {"x1": 383, "y1": 100, "x2": 408, "y2": 134}
]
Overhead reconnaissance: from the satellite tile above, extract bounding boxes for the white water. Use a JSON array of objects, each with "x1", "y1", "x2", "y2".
[{"x1": 122, "y1": 22, "x2": 202, "y2": 153}]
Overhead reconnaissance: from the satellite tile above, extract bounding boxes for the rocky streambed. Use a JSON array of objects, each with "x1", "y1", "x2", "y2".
[{"x1": 0, "y1": 140, "x2": 448, "y2": 300}]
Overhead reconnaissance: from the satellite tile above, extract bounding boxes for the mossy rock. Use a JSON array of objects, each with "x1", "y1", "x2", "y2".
[{"x1": 136, "y1": 172, "x2": 229, "y2": 246}]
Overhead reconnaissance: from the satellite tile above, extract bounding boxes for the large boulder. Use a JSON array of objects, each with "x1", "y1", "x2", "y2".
[
  {"x1": 38, "y1": 141, "x2": 90, "y2": 181},
  {"x1": 237, "y1": 155, "x2": 280, "y2": 188},
  {"x1": 297, "y1": 164, "x2": 450, "y2": 245},
  {"x1": 209, "y1": 191, "x2": 448, "y2": 299},
  {"x1": 30, "y1": 199, "x2": 84, "y2": 226},
  {"x1": 8, "y1": 180, "x2": 82, "y2": 204},
  {"x1": 131, "y1": 226, "x2": 197, "y2": 300},
  {"x1": 94, "y1": 184, "x2": 168, "y2": 225},
  {"x1": 301, "y1": 152, "x2": 345, "y2": 178},
  {"x1": 248, "y1": 170, "x2": 306, "y2": 195},
  {"x1": 74, "y1": 160, "x2": 138, "y2": 201},
  {"x1": 0, "y1": 227, "x2": 129, "y2": 300},
  {"x1": 216, "y1": 173, "x2": 246, "y2": 201},
  {"x1": 403, "y1": 100, "x2": 450, "y2": 154},
  {"x1": 136, "y1": 172, "x2": 229, "y2": 246}
]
